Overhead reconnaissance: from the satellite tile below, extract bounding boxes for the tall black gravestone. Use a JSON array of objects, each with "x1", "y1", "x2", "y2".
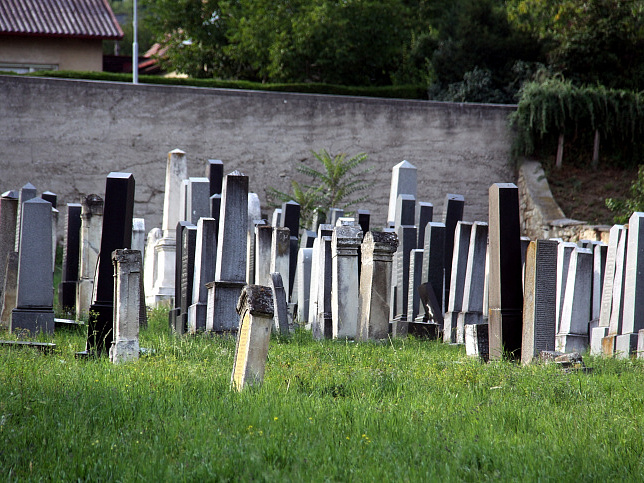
[
  {"x1": 85, "y1": 173, "x2": 135, "y2": 356},
  {"x1": 58, "y1": 203, "x2": 82, "y2": 314}
]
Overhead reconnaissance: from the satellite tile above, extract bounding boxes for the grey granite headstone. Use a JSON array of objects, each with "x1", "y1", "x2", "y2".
[
  {"x1": 443, "y1": 221, "x2": 473, "y2": 343},
  {"x1": 11, "y1": 198, "x2": 54, "y2": 336},
  {"x1": 210, "y1": 193, "x2": 222, "y2": 221},
  {"x1": 521, "y1": 240, "x2": 558, "y2": 364},
  {"x1": 357, "y1": 231, "x2": 398, "y2": 341},
  {"x1": 313, "y1": 233, "x2": 333, "y2": 339},
  {"x1": 14, "y1": 182, "x2": 37, "y2": 253},
  {"x1": 416, "y1": 222, "x2": 445, "y2": 321},
  {"x1": 189, "y1": 217, "x2": 218, "y2": 333},
  {"x1": 592, "y1": 242, "x2": 608, "y2": 322},
  {"x1": 169, "y1": 221, "x2": 194, "y2": 333},
  {"x1": 270, "y1": 227, "x2": 290, "y2": 299},
  {"x1": 598, "y1": 225, "x2": 626, "y2": 327},
  {"x1": 331, "y1": 224, "x2": 363, "y2": 339},
  {"x1": 41, "y1": 191, "x2": 57, "y2": 209},
  {"x1": 271, "y1": 208, "x2": 282, "y2": 227},
  {"x1": 280, "y1": 200, "x2": 300, "y2": 297},
  {"x1": 300, "y1": 229, "x2": 317, "y2": 249},
  {"x1": 387, "y1": 160, "x2": 417, "y2": 225},
  {"x1": 270, "y1": 272, "x2": 289, "y2": 336},
  {"x1": 607, "y1": 226, "x2": 628, "y2": 338},
  {"x1": 488, "y1": 184, "x2": 523, "y2": 360},
  {"x1": 186, "y1": 177, "x2": 211, "y2": 224},
  {"x1": 457, "y1": 222, "x2": 488, "y2": 342},
  {"x1": 328, "y1": 208, "x2": 345, "y2": 227},
  {"x1": 178, "y1": 225, "x2": 198, "y2": 334}
]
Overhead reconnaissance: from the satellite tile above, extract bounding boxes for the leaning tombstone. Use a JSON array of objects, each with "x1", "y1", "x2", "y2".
[
  {"x1": 443, "y1": 221, "x2": 472, "y2": 343},
  {"x1": 188, "y1": 218, "x2": 217, "y2": 333},
  {"x1": 58, "y1": 203, "x2": 82, "y2": 316},
  {"x1": 206, "y1": 171, "x2": 249, "y2": 332},
  {"x1": 150, "y1": 149, "x2": 187, "y2": 305},
  {"x1": 556, "y1": 247, "x2": 593, "y2": 353},
  {"x1": 488, "y1": 184, "x2": 523, "y2": 360},
  {"x1": 270, "y1": 227, "x2": 291, "y2": 299},
  {"x1": 457, "y1": 222, "x2": 488, "y2": 342},
  {"x1": 331, "y1": 224, "x2": 363, "y2": 339},
  {"x1": 10, "y1": 198, "x2": 54, "y2": 336},
  {"x1": 110, "y1": 249, "x2": 142, "y2": 364},
  {"x1": 615, "y1": 212, "x2": 644, "y2": 358},
  {"x1": 84, "y1": 173, "x2": 135, "y2": 356},
  {"x1": 231, "y1": 285, "x2": 274, "y2": 391},
  {"x1": 357, "y1": 231, "x2": 398, "y2": 341},
  {"x1": 387, "y1": 160, "x2": 417, "y2": 225},
  {"x1": 521, "y1": 240, "x2": 558, "y2": 364},
  {"x1": 270, "y1": 272, "x2": 289, "y2": 335},
  {"x1": 442, "y1": 194, "x2": 465, "y2": 308}
]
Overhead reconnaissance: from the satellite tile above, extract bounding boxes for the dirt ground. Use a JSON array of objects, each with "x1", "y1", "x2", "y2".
[{"x1": 544, "y1": 162, "x2": 639, "y2": 225}]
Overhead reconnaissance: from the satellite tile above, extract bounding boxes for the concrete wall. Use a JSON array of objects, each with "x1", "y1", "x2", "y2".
[
  {"x1": 0, "y1": 75, "x2": 517, "y2": 236},
  {"x1": 0, "y1": 36, "x2": 103, "y2": 71}
]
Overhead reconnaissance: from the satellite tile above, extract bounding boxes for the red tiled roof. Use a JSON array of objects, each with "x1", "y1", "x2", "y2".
[{"x1": 0, "y1": 0, "x2": 123, "y2": 39}]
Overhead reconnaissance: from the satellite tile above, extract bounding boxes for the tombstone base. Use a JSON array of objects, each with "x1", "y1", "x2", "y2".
[
  {"x1": 110, "y1": 338, "x2": 140, "y2": 363},
  {"x1": 638, "y1": 329, "x2": 644, "y2": 359},
  {"x1": 390, "y1": 317, "x2": 408, "y2": 338},
  {"x1": 313, "y1": 313, "x2": 332, "y2": 340},
  {"x1": 456, "y1": 312, "x2": 483, "y2": 344},
  {"x1": 10, "y1": 307, "x2": 54, "y2": 336},
  {"x1": 614, "y1": 333, "x2": 638, "y2": 359},
  {"x1": 465, "y1": 323, "x2": 489, "y2": 362},
  {"x1": 443, "y1": 312, "x2": 458, "y2": 343},
  {"x1": 601, "y1": 335, "x2": 617, "y2": 357},
  {"x1": 206, "y1": 281, "x2": 245, "y2": 332},
  {"x1": 590, "y1": 326, "x2": 608, "y2": 356},
  {"x1": 555, "y1": 333, "x2": 588, "y2": 354},
  {"x1": 408, "y1": 321, "x2": 440, "y2": 339},
  {"x1": 188, "y1": 302, "x2": 207, "y2": 333}
]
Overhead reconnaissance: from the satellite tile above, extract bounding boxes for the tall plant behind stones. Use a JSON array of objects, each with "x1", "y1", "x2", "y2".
[{"x1": 268, "y1": 149, "x2": 371, "y2": 228}]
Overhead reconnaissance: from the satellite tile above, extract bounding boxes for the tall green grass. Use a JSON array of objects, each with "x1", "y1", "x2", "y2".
[{"x1": 1, "y1": 309, "x2": 643, "y2": 480}]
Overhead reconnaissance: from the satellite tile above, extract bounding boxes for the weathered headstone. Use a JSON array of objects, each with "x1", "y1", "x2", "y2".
[
  {"x1": 443, "y1": 194, "x2": 465, "y2": 307},
  {"x1": 255, "y1": 225, "x2": 273, "y2": 287},
  {"x1": 10, "y1": 198, "x2": 54, "y2": 336},
  {"x1": 58, "y1": 203, "x2": 82, "y2": 314},
  {"x1": 357, "y1": 231, "x2": 398, "y2": 341},
  {"x1": 271, "y1": 208, "x2": 282, "y2": 227},
  {"x1": 406, "y1": 249, "x2": 424, "y2": 325},
  {"x1": 206, "y1": 171, "x2": 249, "y2": 332},
  {"x1": 331, "y1": 224, "x2": 363, "y2": 339},
  {"x1": 270, "y1": 272, "x2": 289, "y2": 335},
  {"x1": 457, "y1": 221, "x2": 489, "y2": 342},
  {"x1": 85, "y1": 172, "x2": 135, "y2": 356},
  {"x1": 14, "y1": 182, "x2": 37, "y2": 252},
  {"x1": 150, "y1": 149, "x2": 187, "y2": 305},
  {"x1": 109, "y1": 249, "x2": 141, "y2": 364},
  {"x1": 76, "y1": 195, "x2": 105, "y2": 318},
  {"x1": 308, "y1": 224, "x2": 333, "y2": 331},
  {"x1": 556, "y1": 247, "x2": 593, "y2": 353},
  {"x1": 142, "y1": 228, "x2": 161, "y2": 308},
  {"x1": 488, "y1": 183, "x2": 523, "y2": 360},
  {"x1": 295, "y1": 247, "x2": 313, "y2": 325},
  {"x1": 188, "y1": 217, "x2": 218, "y2": 333},
  {"x1": 313, "y1": 231, "x2": 333, "y2": 339},
  {"x1": 230, "y1": 285, "x2": 274, "y2": 391},
  {"x1": 606, "y1": 227, "x2": 629, "y2": 347},
  {"x1": 387, "y1": 160, "x2": 417, "y2": 225},
  {"x1": 521, "y1": 240, "x2": 558, "y2": 364},
  {"x1": 443, "y1": 221, "x2": 473, "y2": 343}
]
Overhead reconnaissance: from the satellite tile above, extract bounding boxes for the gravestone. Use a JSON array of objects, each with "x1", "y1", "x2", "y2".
[
  {"x1": 415, "y1": 202, "x2": 433, "y2": 249},
  {"x1": 387, "y1": 160, "x2": 417, "y2": 225},
  {"x1": 143, "y1": 228, "x2": 161, "y2": 308},
  {"x1": 328, "y1": 208, "x2": 345, "y2": 227},
  {"x1": 314, "y1": 232, "x2": 333, "y2": 339},
  {"x1": 41, "y1": 191, "x2": 57, "y2": 208},
  {"x1": 270, "y1": 227, "x2": 290, "y2": 299},
  {"x1": 412, "y1": 282, "x2": 443, "y2": 338},
  {"x1": 0, "y1": 252, "x2": 19, "y2": 328},
  {"x1": 416, "y1": 222, "x2": 446, "y2": 320},
  {"x1": 131, "y1": 218, "x2": 146, "y2": 257},
  {"x1": 14, "y1": 182, "x2": 37, "y2": 252},
  {"x1": 488, "y1": 184, "x2": 523, "y2": 360},
  {"x1": 255, "y1": 225, "x2": 273, "y2": 287},
  {"x1": 357, "y1": 210, "x2": 370, "y2": 235},
  {"x1": 592, "y1": 242, "x2": 608, "y2": 322},
  {"x1": 186, "y1": 177, "x2": 210, "y2": 224},
  {"x1": 179, "y1": 225, "x2": 197, "y2": 335},
  {"x1": 521, "y1": 240, "x2": 558, "y2": 364},
  {"x1": 206, "y1": 159, "x2": 224, "y2": 197},
  {"x1": 206, "y1": 171, "x2": 249, "y2": 332},
  {"x1": 295, "y1": 247, "x2": 313, "y2": 325},
  {"x1": 280, "y1": 200, "x2": 300, "y2": 297},
  {"x1": 58, "y1": 203, "x2": 82, "y2": 315},
  {"x1": 556, "y1": 247, "x2": 593, "y2": 353},
  {"x1": 110, "y1": 249, "x2": 141, "y2": 364},
  {"x1": 169, "y1": 221, "x2": 194, "y2": 333},
  {"x1": 300, "y1": 229, "x2": 316, "y2": 249},
  {"x1": 85, "y1": 172, "x2": 135, "y2": 356},
  {"x1": 391, "y1": 194, "x2": 416, "y2": 334},
  {"x1": 308, "y1": 224, "x2": 333, "y2": 333},
  {"x1": 331, "y1": 224, "x2": 363, "y2": 339},
  {"x1": 443, "y1": 194, "x2": 465, "y2": 308},
  {"x1": 357, "y1": 231, "x2": 398, "y2": 341},
  {"x1": 188, "y1": 217, "x2": 218, "y2": 333},
  {"x1": 310, "y1": 208, "x2": 326, "y2": 233},
  {"x1": 457, "y1": 222, "x2": 489, "y2": 342},
  {"x1": 246, "y1": 194, "x2": 262, "y2": 284},
  {"x1": 179, "y1": 179, "x2": 189, "y2": 223},
  {"x1": 10, "y1": 198, "x2": 54, "y2": 336},
  {"x1": 465, "y1": 323, "x2": 489, "y2": 362},
  {"x1": 76, "y1": 195, "x2": 105, "y2": 318},
  {"x1": 406, "y1": 249, "x2": 424, "y2": 324},
  {"x1": 0, "y1": 192, "x2": 18, "y2": 320},
  {"x1": 443, "y1": 221, "x2": 473, "y2": 343},
  {"x1": 150, "y1": 149, "x2": 188, "y2": 305},
  {"x1": 555, "y1": 242, "x2": 577, "y2": 333},
  {"x1": 271, "y1": 208, "x2": 282, "y2": 227},
  {"x1": 210, "y1": 194, "x2": 222, "y2": 221},
  {"x1": 270, "y1": 272, "x2": 289, "y2": 336},
  {"x1": 607, "y1": 227, "x2": 629, "y2": 339},
  {"x1": 230, "y1": 285, "x2": 274, "y2": 391},
  {"x1": 615, "y1": 212, "x2": 644, "y2": 358}
]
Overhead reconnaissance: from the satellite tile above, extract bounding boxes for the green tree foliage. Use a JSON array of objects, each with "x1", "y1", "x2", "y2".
[
  {"x1": 106, "y1": 0, "x2": 157, "y2": 55},
  {"x1": 606, "y1": 165, "x2": 644, "y2": 223},
  {"x1": 268, "y1": 149, "x2": 371, "y2": 228}
]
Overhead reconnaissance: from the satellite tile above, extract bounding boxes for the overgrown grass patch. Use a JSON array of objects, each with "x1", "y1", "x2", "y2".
[{"x1": 1, "y1": 309, "x2": 643, "y2": 480}]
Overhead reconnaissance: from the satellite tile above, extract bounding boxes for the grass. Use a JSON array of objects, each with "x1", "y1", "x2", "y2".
[{"x1": 1, "y1": 309, "x2": 644, "y2": 481}]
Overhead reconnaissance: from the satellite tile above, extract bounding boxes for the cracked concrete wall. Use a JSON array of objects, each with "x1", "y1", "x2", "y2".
[{"x1": 1, "y1": 75, "x2": 516, "y2": 238}]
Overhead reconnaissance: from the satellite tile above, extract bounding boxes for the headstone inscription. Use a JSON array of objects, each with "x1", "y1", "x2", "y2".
[
  {"x1": 110, "y1": 249, "x2": 142, "y2": 364},
  {"x1": 231, "y1": 285, "x2": 274, "y2": 391},
  {"x1": 10, "y1": 198, "x2": 54, "y2": 335},
  {"x1": 488, "y1": 183, "x2": 523, "y2": 360},
  {"x1": 85, "y1": 172, "x2": 135, "y2": 356}
]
